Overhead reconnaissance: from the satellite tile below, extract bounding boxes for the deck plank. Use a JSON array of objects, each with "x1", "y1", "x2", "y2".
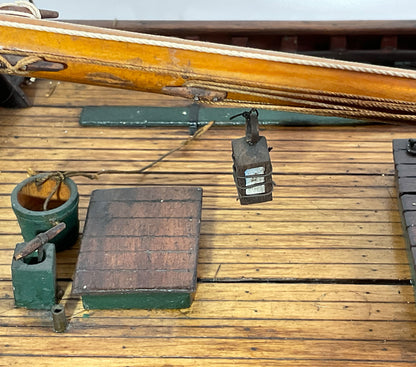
[
  {"x1": 1, "y1": 359, "x2": 415, "y2": 367},
  {"x1": 1, "y1": 332, "x2": 416, "y2": 365},
  {"x1": 0, "y1": 80, "x2": 415, "y2": 365}
]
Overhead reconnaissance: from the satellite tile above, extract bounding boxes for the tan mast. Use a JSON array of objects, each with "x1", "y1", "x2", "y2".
[{"x1": 1, "y1": 14, "x2": 416, "y2": 120}]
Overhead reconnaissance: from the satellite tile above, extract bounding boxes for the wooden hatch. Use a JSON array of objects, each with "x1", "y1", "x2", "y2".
[
  {"x1": 72, "y1": 186, "x2": 202, "y2": 309},
  {"x1": 393, "y1": 139, "x2": 416, "y2": 301}
]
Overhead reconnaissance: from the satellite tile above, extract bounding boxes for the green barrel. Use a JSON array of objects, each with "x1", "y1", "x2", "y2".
[{"x1": 11, "y1": 173, "x2": 79, "y2": 252}]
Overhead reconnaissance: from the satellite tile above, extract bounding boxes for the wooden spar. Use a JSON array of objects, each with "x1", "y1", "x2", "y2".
[
  {"x1": 1, "y1": 15, "x2": 416, "y2": 119},
  {"x1": 13, "y1": 222, "x2": 66, "y2": 261}
]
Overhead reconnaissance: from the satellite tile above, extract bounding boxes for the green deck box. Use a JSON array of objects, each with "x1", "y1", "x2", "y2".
[{"x1": 72, "y1": 186, "x2": 202, "y2": 309}]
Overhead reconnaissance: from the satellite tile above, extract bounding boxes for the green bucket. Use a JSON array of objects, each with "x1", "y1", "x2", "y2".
[{"x1": 11, "y1": 173, "x2": 79, "y2": 252}]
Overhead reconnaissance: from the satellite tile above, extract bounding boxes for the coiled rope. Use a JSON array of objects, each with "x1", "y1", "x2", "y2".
[{"x1": 0, "y1": 1, "x2": 41, "y2": 19}]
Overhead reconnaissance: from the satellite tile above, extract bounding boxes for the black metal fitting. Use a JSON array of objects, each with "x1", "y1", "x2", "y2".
[
  {"x1": 407, "y1": 139, "x2": 416, "y2": 155},
  {"x1": 230, "y1": 108, "x2": 260, "y2": 145}
]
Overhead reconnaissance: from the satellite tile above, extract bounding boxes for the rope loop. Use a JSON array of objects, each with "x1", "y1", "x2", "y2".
[
  {"x1": 0, "y1": 54, "x2": 41, "y2": 75},
  {"x1": 0, "y1": 1, "x2": 41, "y2": 19}
]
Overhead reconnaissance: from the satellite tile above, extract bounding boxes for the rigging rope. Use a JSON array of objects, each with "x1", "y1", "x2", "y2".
[
  {"x1": 185, "y1": 80, "x2": 416, "y2": 113},
  {"x1": 32, "y1": 121, "x2": 216, "y2": 210},
  {"x1": 186, "y1": 80, "x2": 416, "y2": 121},
  {"x1": 202, "y1": 99, "x2": 416, "y2": 122}
]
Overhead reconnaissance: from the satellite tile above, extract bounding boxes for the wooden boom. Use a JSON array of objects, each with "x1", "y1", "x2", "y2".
[{"x1": 1, "y1": 14, "x2": 416, "y2": 120}]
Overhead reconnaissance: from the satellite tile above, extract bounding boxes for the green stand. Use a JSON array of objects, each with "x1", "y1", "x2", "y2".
[{"x1": 11, "y1": 242, "x2": 56, "y2": 309}]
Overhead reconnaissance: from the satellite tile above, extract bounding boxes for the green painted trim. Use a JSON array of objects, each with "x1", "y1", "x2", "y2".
[
  {"x1": 82, "y1": 291, "x2": 193, "y2": 310},
  {"x1": 80, "y1": 105, "x2": 367, "y2": 128}
]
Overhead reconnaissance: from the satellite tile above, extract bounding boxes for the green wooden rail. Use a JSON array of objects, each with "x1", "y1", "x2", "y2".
[{"x1": 80, "y1": 105, "x2": 368, "y2": 132}]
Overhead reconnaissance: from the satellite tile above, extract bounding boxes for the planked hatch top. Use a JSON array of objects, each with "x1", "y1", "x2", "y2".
[{"x1": 72, "y1": 186, "x2": 203, "y2": 296}]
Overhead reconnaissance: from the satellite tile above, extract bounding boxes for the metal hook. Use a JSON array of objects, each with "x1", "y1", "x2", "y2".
[{"x1": 230, "y1": 108, "x2": 260, "y2": 145}]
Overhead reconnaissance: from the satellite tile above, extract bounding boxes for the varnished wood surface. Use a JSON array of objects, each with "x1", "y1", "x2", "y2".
[
  {"x1": 4, "y1": 15, "x2": 416, "y2": 114},
  {"x1": 0, "y1": 79, "x2": 416, "y2": 366}
]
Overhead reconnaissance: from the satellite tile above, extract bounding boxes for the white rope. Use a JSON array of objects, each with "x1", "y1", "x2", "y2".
[
  {"x1": 0, "y1": 1, "x2": 41, "y2": 19},
  {"x1": 1, "y1": 16, "x2": 416, "y2": 81}
]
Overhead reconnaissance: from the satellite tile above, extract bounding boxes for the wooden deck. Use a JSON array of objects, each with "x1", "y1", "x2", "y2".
[{"x1": 1, "y1": 79, "x2": 416, "y2": 366}]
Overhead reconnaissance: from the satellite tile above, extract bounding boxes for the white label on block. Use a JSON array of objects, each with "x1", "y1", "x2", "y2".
[{"x1": 245, "y1": 166, "x2": 265, "y2": 195}]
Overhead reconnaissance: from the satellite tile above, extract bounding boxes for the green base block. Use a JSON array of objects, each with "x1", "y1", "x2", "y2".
[
  {"x1": 11, "y1": 242, "x2": 56, "y2": 310},
  {"x1": 81, "y1": 291, "x2": 194, "y2": 310}
]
